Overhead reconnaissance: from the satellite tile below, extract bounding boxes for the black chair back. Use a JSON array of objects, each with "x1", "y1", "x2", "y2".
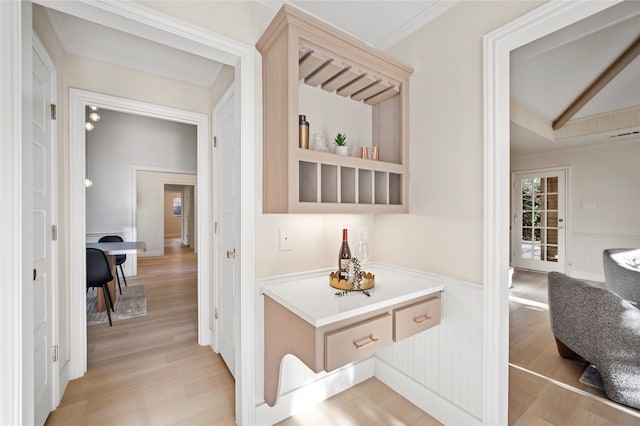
[
  {"x1": 86, "y1": 248, "x2": 113, "y2": 287},
  {"x1": 99, "y1": 235, "x2": 126, "y2": 265}
]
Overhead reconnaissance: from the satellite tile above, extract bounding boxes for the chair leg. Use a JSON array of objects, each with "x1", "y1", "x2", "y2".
[
  {"x1": 119, "y1": 264, "x2": 128, "y2": 287},
  {"x1": 102, "y1": 285, "x2": 112, "y2": 326},
  {"x1": 115, "y1": 270, "x2": 123, "y2": 295},
  {"x1": 104, "y1": 282, "x2": 115, "y2": 313}
]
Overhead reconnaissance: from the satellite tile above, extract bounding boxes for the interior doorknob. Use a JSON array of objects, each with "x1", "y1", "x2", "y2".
[{"x1": 226, "y1": 249, "x2": 236, "y2": 259}]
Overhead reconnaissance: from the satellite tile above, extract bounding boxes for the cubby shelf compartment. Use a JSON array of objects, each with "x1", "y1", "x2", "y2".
[{"x1": 257, "y1": 5, "x2": 413, "y2": 214}]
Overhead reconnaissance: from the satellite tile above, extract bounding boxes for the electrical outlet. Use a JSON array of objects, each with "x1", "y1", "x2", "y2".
[{"x1": 279, "y1": 228, "x2": 293, "y2": 251}]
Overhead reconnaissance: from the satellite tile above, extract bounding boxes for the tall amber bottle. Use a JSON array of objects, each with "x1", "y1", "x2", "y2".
[{"x1": 299, "y1": 115, "x2": 309, "y2": 149}]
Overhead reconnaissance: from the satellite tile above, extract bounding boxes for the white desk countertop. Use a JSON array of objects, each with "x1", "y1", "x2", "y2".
[
  {"x1": 262, "y1": 265, "x2": 444, "y2": 327},
  {"x1": 86, "y1": 241, "x2": 146, "y2": 255}
]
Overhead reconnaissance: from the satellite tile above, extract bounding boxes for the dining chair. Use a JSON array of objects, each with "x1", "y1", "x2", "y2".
[
  {"x1": 86, "y1": 248, "x2": 115, "y2": 326},
  {"x1": 98, "y1": 235, "x2": 128, "y2": 295}
]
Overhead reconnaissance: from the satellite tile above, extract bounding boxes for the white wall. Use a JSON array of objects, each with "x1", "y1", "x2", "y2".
[
  {"x1": 374, "y1": 1, "x2": 543, "y2": 283},
  {"x1": 85, "y1": 108, "x2": 197, "y2": 243},
  {"x1": 512, "y1": 138, "x2": 640, "y2": 279},
  {"x1": 137, "y1": 172, "x2": 197, "y2": 256}
]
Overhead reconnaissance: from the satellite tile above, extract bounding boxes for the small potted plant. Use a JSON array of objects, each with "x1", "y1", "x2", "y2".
[{"x1": 334, "y1": 133, "x2": 348, "y2": 156}]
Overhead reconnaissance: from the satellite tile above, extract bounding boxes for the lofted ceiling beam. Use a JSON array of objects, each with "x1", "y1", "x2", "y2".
[{"x1": 552, "y1": 35, "x2": 640, "y2": 130}]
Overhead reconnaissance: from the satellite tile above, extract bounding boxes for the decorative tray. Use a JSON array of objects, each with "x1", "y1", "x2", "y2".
[{"x1": 329, "y1": 271, "x2": 375, "y2": 291}]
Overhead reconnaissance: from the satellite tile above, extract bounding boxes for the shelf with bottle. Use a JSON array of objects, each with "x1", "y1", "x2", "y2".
[{"x1": 257, "y1": 4, "x2": 412, "y2": 214}]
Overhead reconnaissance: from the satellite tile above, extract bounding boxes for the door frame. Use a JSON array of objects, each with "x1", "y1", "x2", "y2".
[
  {"x1": 69, "y1": 88, "x2": 209, "y2": 368},
  {"x1": 43, "y1": 1, "x2": 257, "y2": 424},
  {"x1": 511, "y1": 166, "x2": 569, "y2": 273},
  {"x1": 4, "y1": 1, "x2": 259, "y2": 424},
  {"x1": 132, "y1": 165, "x2": 198, "y2": 259},
  {"x1": 483, "y1": 1, "x2": 621, "y2": 424}
]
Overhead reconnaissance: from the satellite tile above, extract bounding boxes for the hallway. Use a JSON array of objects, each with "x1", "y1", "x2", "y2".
[{"x1": 46, "y1": 238, "x2": 236, "y2": 425}]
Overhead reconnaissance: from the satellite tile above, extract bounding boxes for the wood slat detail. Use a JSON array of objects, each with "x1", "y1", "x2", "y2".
[
  {"x1": 338, "y1": 74, "x2": 381, "y2": 97},
  {"x1": 321, "y1": 67, "x2": 365, "y2": 93},
  {"x1": 351, "y1": 80, "x2": 390, "y2": 102},
  {"x1": 305, "y1": 61, "x2": 350, "y2": 87},
  {"x1": 364, "y1": 85, "x2": 400, "y2": 105},
  {"x1": 299, "y1": 52, "x2": 327, "y2": 80}
]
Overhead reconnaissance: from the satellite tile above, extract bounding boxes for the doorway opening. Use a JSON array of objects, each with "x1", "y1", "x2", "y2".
[
  {"x1": 164, "y1": 184, "x2": 195, "y2": 251},
  {"x1": 70, "y1": 88, "x2": 211, "y2": 377}
]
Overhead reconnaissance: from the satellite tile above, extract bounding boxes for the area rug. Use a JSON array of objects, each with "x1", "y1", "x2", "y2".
[
  {"x1": 579, "y1": 364, "x2": 605, "y2": 391},
  {"x1": 86, "y1": 285, "x2": 147, "y2": 326}
]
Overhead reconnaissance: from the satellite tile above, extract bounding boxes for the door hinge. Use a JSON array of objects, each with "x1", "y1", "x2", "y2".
[
  {"x1": 52, "y1": 345, "x2": 59, "y2": 362},
  {"x1": 51, "y1": 224, "x2": 58, "y2": 241},
  {"x1": 50, "y1": 104, "x2": 57, "y2": 120},
  {"x1": 214, "y1": 221, "x2": 218, "y2": 233},
  {"x1": 214, "y1": 307, "x2": 219, "y2": 319},
  {"x1": 213, "y1": 136, "x2": 217, "y2": 147}
]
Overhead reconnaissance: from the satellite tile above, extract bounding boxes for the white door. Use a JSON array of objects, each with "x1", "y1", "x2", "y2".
[
  {"x1": 512, "y1": 169, "x2": 566, "y2": 273},
  {"x1": 215, "y1": 87, "x2": 239, "y2": 377},
  {"x1": 32, "y1": 35, "x2": 57, "y2": 426}
]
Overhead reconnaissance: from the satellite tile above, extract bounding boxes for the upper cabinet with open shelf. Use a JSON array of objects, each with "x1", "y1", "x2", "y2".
[{"x1": 257, "y1": 5, "x2": 413, "y2": 213}]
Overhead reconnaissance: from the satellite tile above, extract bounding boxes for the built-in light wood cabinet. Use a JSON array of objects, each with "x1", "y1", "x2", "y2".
[{"x1": 256, "y1": 5, "x2": 413, "y2": 214}]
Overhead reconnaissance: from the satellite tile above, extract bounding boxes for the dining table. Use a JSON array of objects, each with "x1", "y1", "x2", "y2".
[{"x1": 86, "y1": 241, "x2": 146, "y2": 312}]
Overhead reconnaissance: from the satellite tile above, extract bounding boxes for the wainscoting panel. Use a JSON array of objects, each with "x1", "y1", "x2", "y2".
[
  {"x1": 570, "y1": 233, "x2": 640, "y2": 281},
  {"x1": 375, "y1": 277, "x2": 484, "y2": 421}
]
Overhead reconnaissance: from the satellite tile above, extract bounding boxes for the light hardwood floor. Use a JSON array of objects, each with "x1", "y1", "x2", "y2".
[
  {"x1": 509, "y1": 269, "x2": 640, "y2": 424},
  {"x1": 47, "y1": 251, "x2": 640, "y2": 425},
  {"x1": 46, "y1": 238, "x2": 236, "y2": 425}
]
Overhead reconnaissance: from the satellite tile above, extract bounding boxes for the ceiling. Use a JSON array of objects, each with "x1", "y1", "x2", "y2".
[
  {"x1": 45, "y1": 1, "x2": 640, "y2": 156},
  {"x1": 510, "y1": 0, "x2": 640, "y2": 155}
]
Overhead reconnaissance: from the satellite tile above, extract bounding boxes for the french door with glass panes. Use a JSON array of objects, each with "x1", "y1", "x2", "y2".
[{"x1": 512, "y1": 169, "x2": 566, "y2": 273}]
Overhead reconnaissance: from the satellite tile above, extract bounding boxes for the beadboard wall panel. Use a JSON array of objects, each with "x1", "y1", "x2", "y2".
[
  {"x1": 375, "y1": 278, "x2": 484, "y2": 420},
  {"x1": 570, "y1": 233, "x2": 640, "y2": 281}
]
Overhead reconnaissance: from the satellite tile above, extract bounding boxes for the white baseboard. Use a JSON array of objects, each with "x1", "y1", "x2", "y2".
[
  {"x1": 57, "y1": 360, "x2": 69, "y2": 407},
  {"x1": 254, "y1": 357, "x2": 375, "y2": 425},
  {"x1": 375, "y1": 358, "x2": 481, "y2": 426},
  {"x1": 139, "y1": 249, "x2": 162, "y2": 257},
  {"x1": 569, "y1": 271, "x2": 604, "y2": 283}
]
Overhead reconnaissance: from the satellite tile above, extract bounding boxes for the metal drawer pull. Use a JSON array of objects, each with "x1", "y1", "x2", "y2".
[
  {"x1": 413, "y1": 314, "x2": 433, "y2": 324},
  {"x1": 353, "y1": 335, "x2": 379, "y2": 350}
]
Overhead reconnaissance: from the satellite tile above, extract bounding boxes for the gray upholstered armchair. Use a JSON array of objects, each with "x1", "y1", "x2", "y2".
[
  {"x1": 603, "y1": 248, "x2": 640, "y2": 305},
  {"x1": 548, "y1": 272, "x2": 640, "y2": 409}
]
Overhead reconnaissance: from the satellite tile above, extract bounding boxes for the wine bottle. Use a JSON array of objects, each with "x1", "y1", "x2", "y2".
[
  {"x1": 338, "y1": 228, "x2": 351, "y2": 280},
  {"x1": 299, "y1": 115, "x2": 309, "y2": 149}
]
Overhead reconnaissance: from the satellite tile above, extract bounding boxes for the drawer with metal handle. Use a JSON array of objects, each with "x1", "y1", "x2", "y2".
[
  {"x1": 324, "y1": 313, "x2": 393, "y2": 372},
  {"x1": 393, "y1": 296, "x2": 441, "y2": 342}
]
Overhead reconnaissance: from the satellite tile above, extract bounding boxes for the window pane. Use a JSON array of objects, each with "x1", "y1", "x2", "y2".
[
  {"x1": 547, "y1": 177, "x2": 558, "y2": 193},
  {"x1": 522, "y1": 195, "x2": 532, "y2": 211},
  {"x1": 547, "y1": 229, "x2": 558, "y2": 245},
  {"x1": 533, "y1": 178, "x2": 542, "y2": 194},
  {"x1": 533, "y1": 211, "x2": 541, "y2": 227},
  {"x1": 547, "y1": 211, "x2": 558, "y2": 227},
  {"x1": 522, "y1": 227, "x2": 532, "y2": 241},
  {"x1": 547, "y1": 245, "x2": 558, "y2": 262},
  {"x1": 534, "y1": 194, "x2": 543, "y2": 210},
  {"x1": 521, "y1": 243, "x2": 532, "y2": 259},
  {"x1": 534, "y1": 228, "x2": 541, "y2": 242},
  {"x1": 533, "y1": 244, "x2": 541, "y2": 260},
  {"x1": 523, "y1": 212, "x2": 532, "y2": 226},
  {"x1": 547, "y1": 194, "x2": 558, "y2": 210},
  {"x1": 522, "y1": 179, "x2": 532, "y2": 195}
]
